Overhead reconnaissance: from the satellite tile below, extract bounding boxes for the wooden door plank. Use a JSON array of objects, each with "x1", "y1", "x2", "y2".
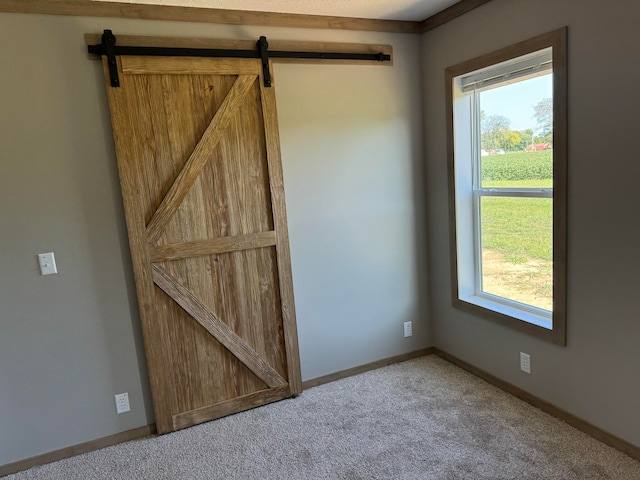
[
  {"x1": 149, "y1": 231, "x2": 277, "y2": 262},
  {"x1": 193, "y1": 75, "x2": 266, "y2": 398},
  {"x1": 216, "y1": 87, "x2": 288, "y2": 381},
  {"x1": 172, "y1": 385, "x2": 289, "y2": 430},
  {"x1": 213, "y1": 86, "x2": 274, "y2": 390},
  {"x1": 121, "y1": 56, "x2": 261, "y2": 75},
  {"x1": 136, "y1": 72, "x2": 212, "y2": 412},
  {"x1": 259, "y1": 63, "x2": 303, "y2": 395},
  {"x1": 102, "y1": 58, "x2": 177, "y2": 433},
  {"x1": 254, "y1": 248, "x2": 288, "y2": 378},
  {"x1": 151, "y1": 264, "x2": 287, "y2": 389},
  {"x1": 177, "y1": 75, "x2": 253, "y2": 407},
  {"x1": 144, "y1": 73, "x2": 226, "y2": 412},
  {"x1": 155, "y1": 74, "x2": 234, "y2": 239},
  {"x1": 146, "y1": 74, "x2": 257, "y2": 244}
]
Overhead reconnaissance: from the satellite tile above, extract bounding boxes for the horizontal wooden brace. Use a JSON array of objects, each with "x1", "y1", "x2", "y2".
[
  {"x1": 149, "y1": 232, "x2": 277, "y2": 263},
  {"x1": 172, "y1": 385, "x2": 290, "y2": 430}
]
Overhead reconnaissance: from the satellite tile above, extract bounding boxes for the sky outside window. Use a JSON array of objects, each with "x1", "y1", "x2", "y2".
[{"x1": 480, "y1": 75, "x2": 553, "y2": 132}]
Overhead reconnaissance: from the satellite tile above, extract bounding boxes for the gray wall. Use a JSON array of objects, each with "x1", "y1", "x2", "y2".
[
  {"x1": 423, "y1": 0, "x2": 640, "y2": 447},
  {"x1": 0, "y1": 14, "x2": 428, "y2": 465}
]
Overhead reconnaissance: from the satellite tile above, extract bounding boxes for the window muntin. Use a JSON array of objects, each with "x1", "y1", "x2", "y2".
[{"x1": 446, "y1": 28, "x2": 567, "y2": 345}]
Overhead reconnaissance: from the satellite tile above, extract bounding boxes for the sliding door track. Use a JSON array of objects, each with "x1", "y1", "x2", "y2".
[{"x1": 88, "y1": 29, "x2": 392, "y2": 88}]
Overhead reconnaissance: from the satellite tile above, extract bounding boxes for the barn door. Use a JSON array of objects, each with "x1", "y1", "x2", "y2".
[{"x1": 100, "y1": 55, "x2": 301, "y2": 433}]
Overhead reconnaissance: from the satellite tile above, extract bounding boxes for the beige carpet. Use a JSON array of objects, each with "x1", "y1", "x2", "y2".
[{"x1": 6, "y1": 356, "x2": 640, "y2": 479}]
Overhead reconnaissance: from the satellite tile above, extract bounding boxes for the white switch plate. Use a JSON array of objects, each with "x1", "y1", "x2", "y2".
[
  {"x1": 115, "y1": 392, "x2": 130, "y2": 414},
  {"x1": 403, "y1": 321, "x2": 413, "y2": 337},
  {"x1": 38, "y1": 252, "x2": 57, "y2": 276}
]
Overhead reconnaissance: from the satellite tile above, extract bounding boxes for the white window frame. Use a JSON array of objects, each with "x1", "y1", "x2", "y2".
[{"x1": 445, "y1": 28, "x2": 568, "y2": 345}]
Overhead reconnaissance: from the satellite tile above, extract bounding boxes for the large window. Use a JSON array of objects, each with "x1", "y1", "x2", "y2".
[{"x1": 446, "y1": 28, "x2": 567, "y2": 344}]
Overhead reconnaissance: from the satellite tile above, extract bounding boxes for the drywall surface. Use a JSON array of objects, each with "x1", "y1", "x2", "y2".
[
  {"x1": 276, "y1": 56, "x2": 428, "y2": 381},
  {"x1": 422, "y1": 0, "x2": 640, "y2": 447},
  {"x1": 0, "y1": 14, "x2": 427, "y2": 465}
]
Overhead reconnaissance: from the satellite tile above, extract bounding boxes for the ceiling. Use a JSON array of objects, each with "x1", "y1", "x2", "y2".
[{"x1": 95, "y1": 0, "x2": 461, "y2": 21}]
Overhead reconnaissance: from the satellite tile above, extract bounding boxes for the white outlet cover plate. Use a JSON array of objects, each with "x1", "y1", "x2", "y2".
[
  {"x1": 115, "y1": 392, "x2": 130, "y2": 414},
  {"x1": 38, "y1": 252, "x2": 57, "y2": 276},
  {"x1": 520, "y1": 352, "x2": 531, "y2": 374},
  {"x1": 403, "y1": 321, "x2": 412, "y2": 337}
]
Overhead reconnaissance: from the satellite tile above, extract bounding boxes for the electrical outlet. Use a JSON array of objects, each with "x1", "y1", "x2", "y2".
[
  {"x1": 403, "y1": 321, "x2": 412, "y2": 338},
  {"x1": 115, "y1": 392, "x2": 130, "y2": 414},
  {"x1": 520, "y1": 352, "x2": 531, "y2": 374}
]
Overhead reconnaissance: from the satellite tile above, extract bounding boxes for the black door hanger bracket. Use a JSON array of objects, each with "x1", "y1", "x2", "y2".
[{"x1": 88, "y1": 30, "x2": 392, "y2": 88}]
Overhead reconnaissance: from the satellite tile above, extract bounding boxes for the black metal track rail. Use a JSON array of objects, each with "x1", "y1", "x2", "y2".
[{"x1": 88, "y1": 30, "x2": 391, "y2": 88}]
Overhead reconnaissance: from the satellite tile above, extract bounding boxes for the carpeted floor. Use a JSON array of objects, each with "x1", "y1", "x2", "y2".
[{"x1": 6, "y1": 356, "x2": 640, "y2": 479}]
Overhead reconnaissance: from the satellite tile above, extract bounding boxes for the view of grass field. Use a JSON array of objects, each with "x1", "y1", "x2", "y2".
[
  {"x1": 482, "y1": 150, "x2": 552, "y2": 186},
  {"x1": 479, "y1": 150, "x2": 553, "y2": 310}
]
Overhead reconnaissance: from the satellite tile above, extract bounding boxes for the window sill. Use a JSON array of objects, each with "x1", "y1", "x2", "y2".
[{"x1": 460, "y1": 294, "x2": 552, "y2": 330}]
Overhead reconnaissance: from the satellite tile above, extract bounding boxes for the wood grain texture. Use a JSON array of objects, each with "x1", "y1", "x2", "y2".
[
  {"x1": 153, "y1": 74, "x2": 246, "y2": 416},
  {"x1": 149, "y1": 231, "x2": 277, "y2": 263},
  {"x1": 151, "y1": 71, "x2": 284, "y2": 409},
  {"x1": 172, "y1": 386, "x2": 290, "y2": 431},
  {"x1": 434, "y1": 348, "x2": 640, "y2": 463},
  {"x1": 1, "y1": 0, "x2": 420, "y2": 33},
  {"x1": 102, "y1": 55, "x2": 300, "y2": 433},
  {"x1": 0, "y1": 424, "x2": 157, "y2": 477},
  {"x1": 121, "y1": 56, "x2": 260, "y2": 75},
  {"x1": 259, "y1": 63, "x2": 302, "y2": 395},
  {"x1": 86, "y1": 34, "x2": 394, "y2": 67},
  {"x1": 146, "y1": 73, "x2": 256, "y2": 245},
  {"x1": 420, "y1": 0, "x2": 493, "y2": 32},
  {"x1": 152, "y1": 264, "x2": 287, "y2": 389},
  {"x1": 102, "y1": 56, "x2": 176, "y2": 433}
]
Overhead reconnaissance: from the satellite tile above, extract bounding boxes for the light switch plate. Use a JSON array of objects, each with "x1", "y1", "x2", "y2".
[{"x1": 38, "y1": 252, "x2": 57, "y2": 276}]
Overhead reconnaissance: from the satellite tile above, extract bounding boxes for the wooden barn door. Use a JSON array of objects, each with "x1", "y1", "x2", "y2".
[{"x1": 101, "y1": 55, "x2": 301, "y2": 433}]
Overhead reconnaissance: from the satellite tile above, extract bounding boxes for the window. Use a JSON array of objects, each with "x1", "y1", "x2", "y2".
[{"x1": 445, "y1": 28, "x2": 567, "y2": 345}]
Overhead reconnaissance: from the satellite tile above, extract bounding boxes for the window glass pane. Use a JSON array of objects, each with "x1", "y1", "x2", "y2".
[
  {"x1": 480, "y1": 196, "x2": 553, "y2": 311},
  {"x1": 479, "y1": 74, "x2": 553, "y2": 189}
]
